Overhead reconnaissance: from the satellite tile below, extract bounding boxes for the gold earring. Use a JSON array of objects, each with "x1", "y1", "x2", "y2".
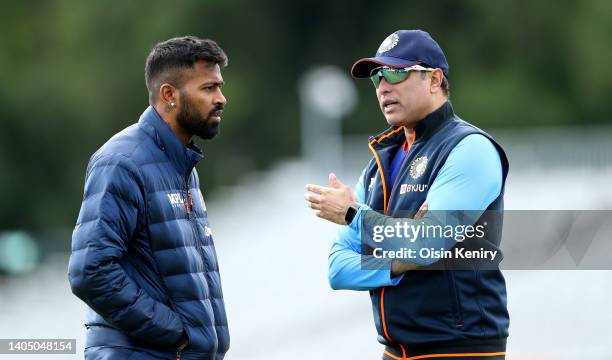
[{"x1": 170, "y1": 102, "x2": 175, "y2": 107}]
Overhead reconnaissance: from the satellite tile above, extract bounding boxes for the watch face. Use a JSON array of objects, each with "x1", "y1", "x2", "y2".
[{"x1": 345, "y1": 205, "x2": 359, "y2": 224}]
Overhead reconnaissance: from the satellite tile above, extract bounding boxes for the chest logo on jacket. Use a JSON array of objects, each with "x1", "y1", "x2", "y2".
[
  {"x1": 368, "y1": 177, "x2": 376, "y2": 192},
  {"x1": 167, "y1": 192, "x2": 187, "y2": 208},
  {"x1": 409, "y1": 156, "x2": 429, "y2": 179}
]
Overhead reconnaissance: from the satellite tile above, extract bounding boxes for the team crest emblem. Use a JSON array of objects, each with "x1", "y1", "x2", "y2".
[
  {"x1": 409, "y1": 156, "x2": 428, "y2": 179},
  {"x1": 376, "y1": 33, "x2": 399, "y2": 55}
]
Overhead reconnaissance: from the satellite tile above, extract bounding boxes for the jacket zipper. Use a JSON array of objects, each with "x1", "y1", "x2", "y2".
[
  {"x1": 185, "y1": 177, "x2": 212, "y2": 276},
  {"x1": 386, "y1": 133, "x2": 416, "y2": 213},
  {"x1": 185, "y1": 179, "x2": 201, "y2": 249},
  {"x1": 385, "y1": 148, "x2": 412, "y2": 214},
  {"x1": 370, "y1": 135, "x2": 413, "y2": 353},
  {"x1": 178, "y1": 177, "x2": 203, "y2": 360},
  {"x1": 368, "y1": 139, "x2": 393, "y2": 344},
  {"x1": 142, "y1": 193, "x2": 185, "y2": 356},
  {"x1": 379, "y1": 153, "x2": 410, "y2": 350}
]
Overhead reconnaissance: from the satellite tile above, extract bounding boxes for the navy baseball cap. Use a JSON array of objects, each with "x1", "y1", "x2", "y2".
[{"x1": 351, "y1": 30, "x2": 449, "y2": 79}]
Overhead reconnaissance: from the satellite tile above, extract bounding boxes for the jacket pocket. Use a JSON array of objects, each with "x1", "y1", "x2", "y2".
[{"x1": 446, "y1": 270, "x2": 464, "y2": 328}]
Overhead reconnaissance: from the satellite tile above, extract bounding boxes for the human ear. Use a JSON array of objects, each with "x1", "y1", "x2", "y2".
[
  {"x1": 159, "y1": 83, "x2": 178, "y2": 110},
  {"x1": 429, "y1": 69, "x2": 444, "y2": 94}
]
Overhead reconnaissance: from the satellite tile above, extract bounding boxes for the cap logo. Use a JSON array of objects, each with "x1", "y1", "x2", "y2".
[{"x1": 376, "y1": 33, "x2": 399, "y2": 56}]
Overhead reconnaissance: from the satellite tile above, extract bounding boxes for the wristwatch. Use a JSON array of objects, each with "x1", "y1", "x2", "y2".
[{"x1": 344, "y1": 203, "x2": 362, "y2": 224}]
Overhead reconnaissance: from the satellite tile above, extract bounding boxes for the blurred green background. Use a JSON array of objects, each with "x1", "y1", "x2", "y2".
[
  {"x1": 1, "y1": 0, "x2": 611, "y2": 232},
  {"x1": 1, "y1": 3, "x2": 612, "y2": 358}
]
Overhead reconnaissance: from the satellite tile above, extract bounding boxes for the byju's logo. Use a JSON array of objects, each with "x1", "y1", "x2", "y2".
[{"x1": 400, "y1": 183, "x2": 428, "y2": 194}]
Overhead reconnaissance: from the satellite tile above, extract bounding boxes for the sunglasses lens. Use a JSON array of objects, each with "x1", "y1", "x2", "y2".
[
  {"x1": 383, "y1": 69, "x2": 409, "y2": 84},
  {"x1": 370, "y1": 69, "x2": 382, "y2": 88},
  {"x1": 370, "y1": 68, "x2": 409, "y2": 88}
]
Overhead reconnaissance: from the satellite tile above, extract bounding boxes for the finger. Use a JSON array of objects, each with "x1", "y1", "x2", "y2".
[
  {"x1": 304, "y1": 194, "x2": 322, "y2": 204},
  {"x1": 306, "y1": 201, "x2": 321, "y2": 210},
  {"x1": 306, "y1": 199, "x2": 322, "y2": 209},
  {"x1": 330, "y1": 172, "x2": 350, "y2": 190},
  {"x1": 329, "y1": 173, "x2": 341, "y2": 189},
  {"x1": 305, "y1": 184, "x2": 326, "y2": 195}
]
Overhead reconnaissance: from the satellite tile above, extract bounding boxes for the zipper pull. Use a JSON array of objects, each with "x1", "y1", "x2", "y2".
[
  {"x1": 184, "y1": 197, "x2": 190, "y2": 215},
  {"x1": 186, "y1": 191, "x2": 195, "y2": 220},
  {"x1": 187, "y1": 192, "x2": 194, "y2": 210},
  {"x1": 185, "y1": 181, "x2": 192, "y2": 214}
]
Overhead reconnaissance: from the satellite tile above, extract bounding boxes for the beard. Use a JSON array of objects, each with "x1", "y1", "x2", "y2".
[{"x1": 176, "y1": 93, "x2": 223, "y2": 140}]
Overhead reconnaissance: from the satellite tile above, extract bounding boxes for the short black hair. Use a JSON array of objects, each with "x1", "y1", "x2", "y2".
[
  {"x1": 145, "y1": 36, "x2": 228, "y2": 102},
  {"x1": 441, "y1": 75, "x2": 450, "y2": 97}
]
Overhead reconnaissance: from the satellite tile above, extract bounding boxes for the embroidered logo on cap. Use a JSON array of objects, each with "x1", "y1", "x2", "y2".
[{"x1": 377, "y1": 33, "x2": 399, "y2": 55}]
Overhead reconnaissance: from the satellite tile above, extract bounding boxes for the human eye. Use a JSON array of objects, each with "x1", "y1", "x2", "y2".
[{"x1": 202, "y1": 83, "x2": 222, "y2": 92}]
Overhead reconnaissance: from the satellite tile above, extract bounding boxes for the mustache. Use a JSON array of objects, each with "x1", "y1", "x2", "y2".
[{"x1": 207, "y1": 104, "x2": 224, "y2": 118}]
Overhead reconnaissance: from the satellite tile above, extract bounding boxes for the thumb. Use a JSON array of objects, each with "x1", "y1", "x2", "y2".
[{"x1": 329, "y1": 172, "x2": 343, "y2": 189}]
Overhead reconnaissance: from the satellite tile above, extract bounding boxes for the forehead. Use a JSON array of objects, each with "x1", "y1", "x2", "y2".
[{"x1": 182, "y1": 61, "x2": 223, "y2": 85}]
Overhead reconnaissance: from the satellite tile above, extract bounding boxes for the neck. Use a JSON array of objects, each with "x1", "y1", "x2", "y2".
[
  {"x1": 153, "y1": 104, "x2": 191, "y2": 145},
  {"x1": 405, "y1": 96, "x2": 447, "y2": 127},
  {"x1": 403, "y1": 127, "x2": 416, "y2": 148},
  {"x1": 402, "y1": 96, "x2": 447, "y2": 144},
  {"x1": 418, "y1": 96, "x2": 447, "y2": 123}
]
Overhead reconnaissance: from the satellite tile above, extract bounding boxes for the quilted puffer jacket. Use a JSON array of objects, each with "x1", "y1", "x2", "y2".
[{"x1": 68, "y1": 106, "x2": 229, "y2": 360}]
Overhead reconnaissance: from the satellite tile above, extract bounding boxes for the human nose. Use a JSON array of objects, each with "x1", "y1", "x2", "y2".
[
  {"x1": 377, "y1": 77, "x2": 392, "y2": 95},
  {"x1": 215, "y1": 88, "x2": 227, "y2": 105}
]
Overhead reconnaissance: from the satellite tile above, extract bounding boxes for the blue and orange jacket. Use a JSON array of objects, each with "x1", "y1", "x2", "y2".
[
  {"x1": 68, "y1": 106, "x2": 229, "y2": 360},
  {"x1": 357, "y1": 102, "x2": 509, "y2": 357}
]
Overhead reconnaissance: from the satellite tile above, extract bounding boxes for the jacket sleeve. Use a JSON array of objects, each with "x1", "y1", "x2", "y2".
[
  {"x1": 68, "y1": 154, "x2": 184, "y2": 348},
  {"x1": 327, "y1": 167, "x2": 404, "y2": 290}
]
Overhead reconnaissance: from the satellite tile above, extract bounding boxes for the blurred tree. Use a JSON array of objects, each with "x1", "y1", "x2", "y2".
[{"x1": 0, "y1": 0, "x2": 610, "y2": 230}]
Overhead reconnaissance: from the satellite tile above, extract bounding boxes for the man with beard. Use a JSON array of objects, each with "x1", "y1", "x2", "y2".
[{"x1": 69, "y1": 36, "x2": 230, "y2": 360}]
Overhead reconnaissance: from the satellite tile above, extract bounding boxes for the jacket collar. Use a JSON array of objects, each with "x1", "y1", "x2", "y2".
[
  {"x1": 138, "y1": 106, "x2": 204, "y2": 177},
  {"x1": 413, "y1": 100, "x2": 454, "y2": 142},
  {"x1": 369, "y1": 101, "x2": 455, "y2": 148}
]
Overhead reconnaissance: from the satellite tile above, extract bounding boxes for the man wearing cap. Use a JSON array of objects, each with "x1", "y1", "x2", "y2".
[{"x1": 305, "y1": 30, "x2": 509, "y2": 359}]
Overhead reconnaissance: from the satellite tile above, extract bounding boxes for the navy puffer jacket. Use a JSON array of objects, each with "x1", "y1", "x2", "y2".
[{"x1": 68, "y1": 106, "x2": 229, "y2": 360}]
